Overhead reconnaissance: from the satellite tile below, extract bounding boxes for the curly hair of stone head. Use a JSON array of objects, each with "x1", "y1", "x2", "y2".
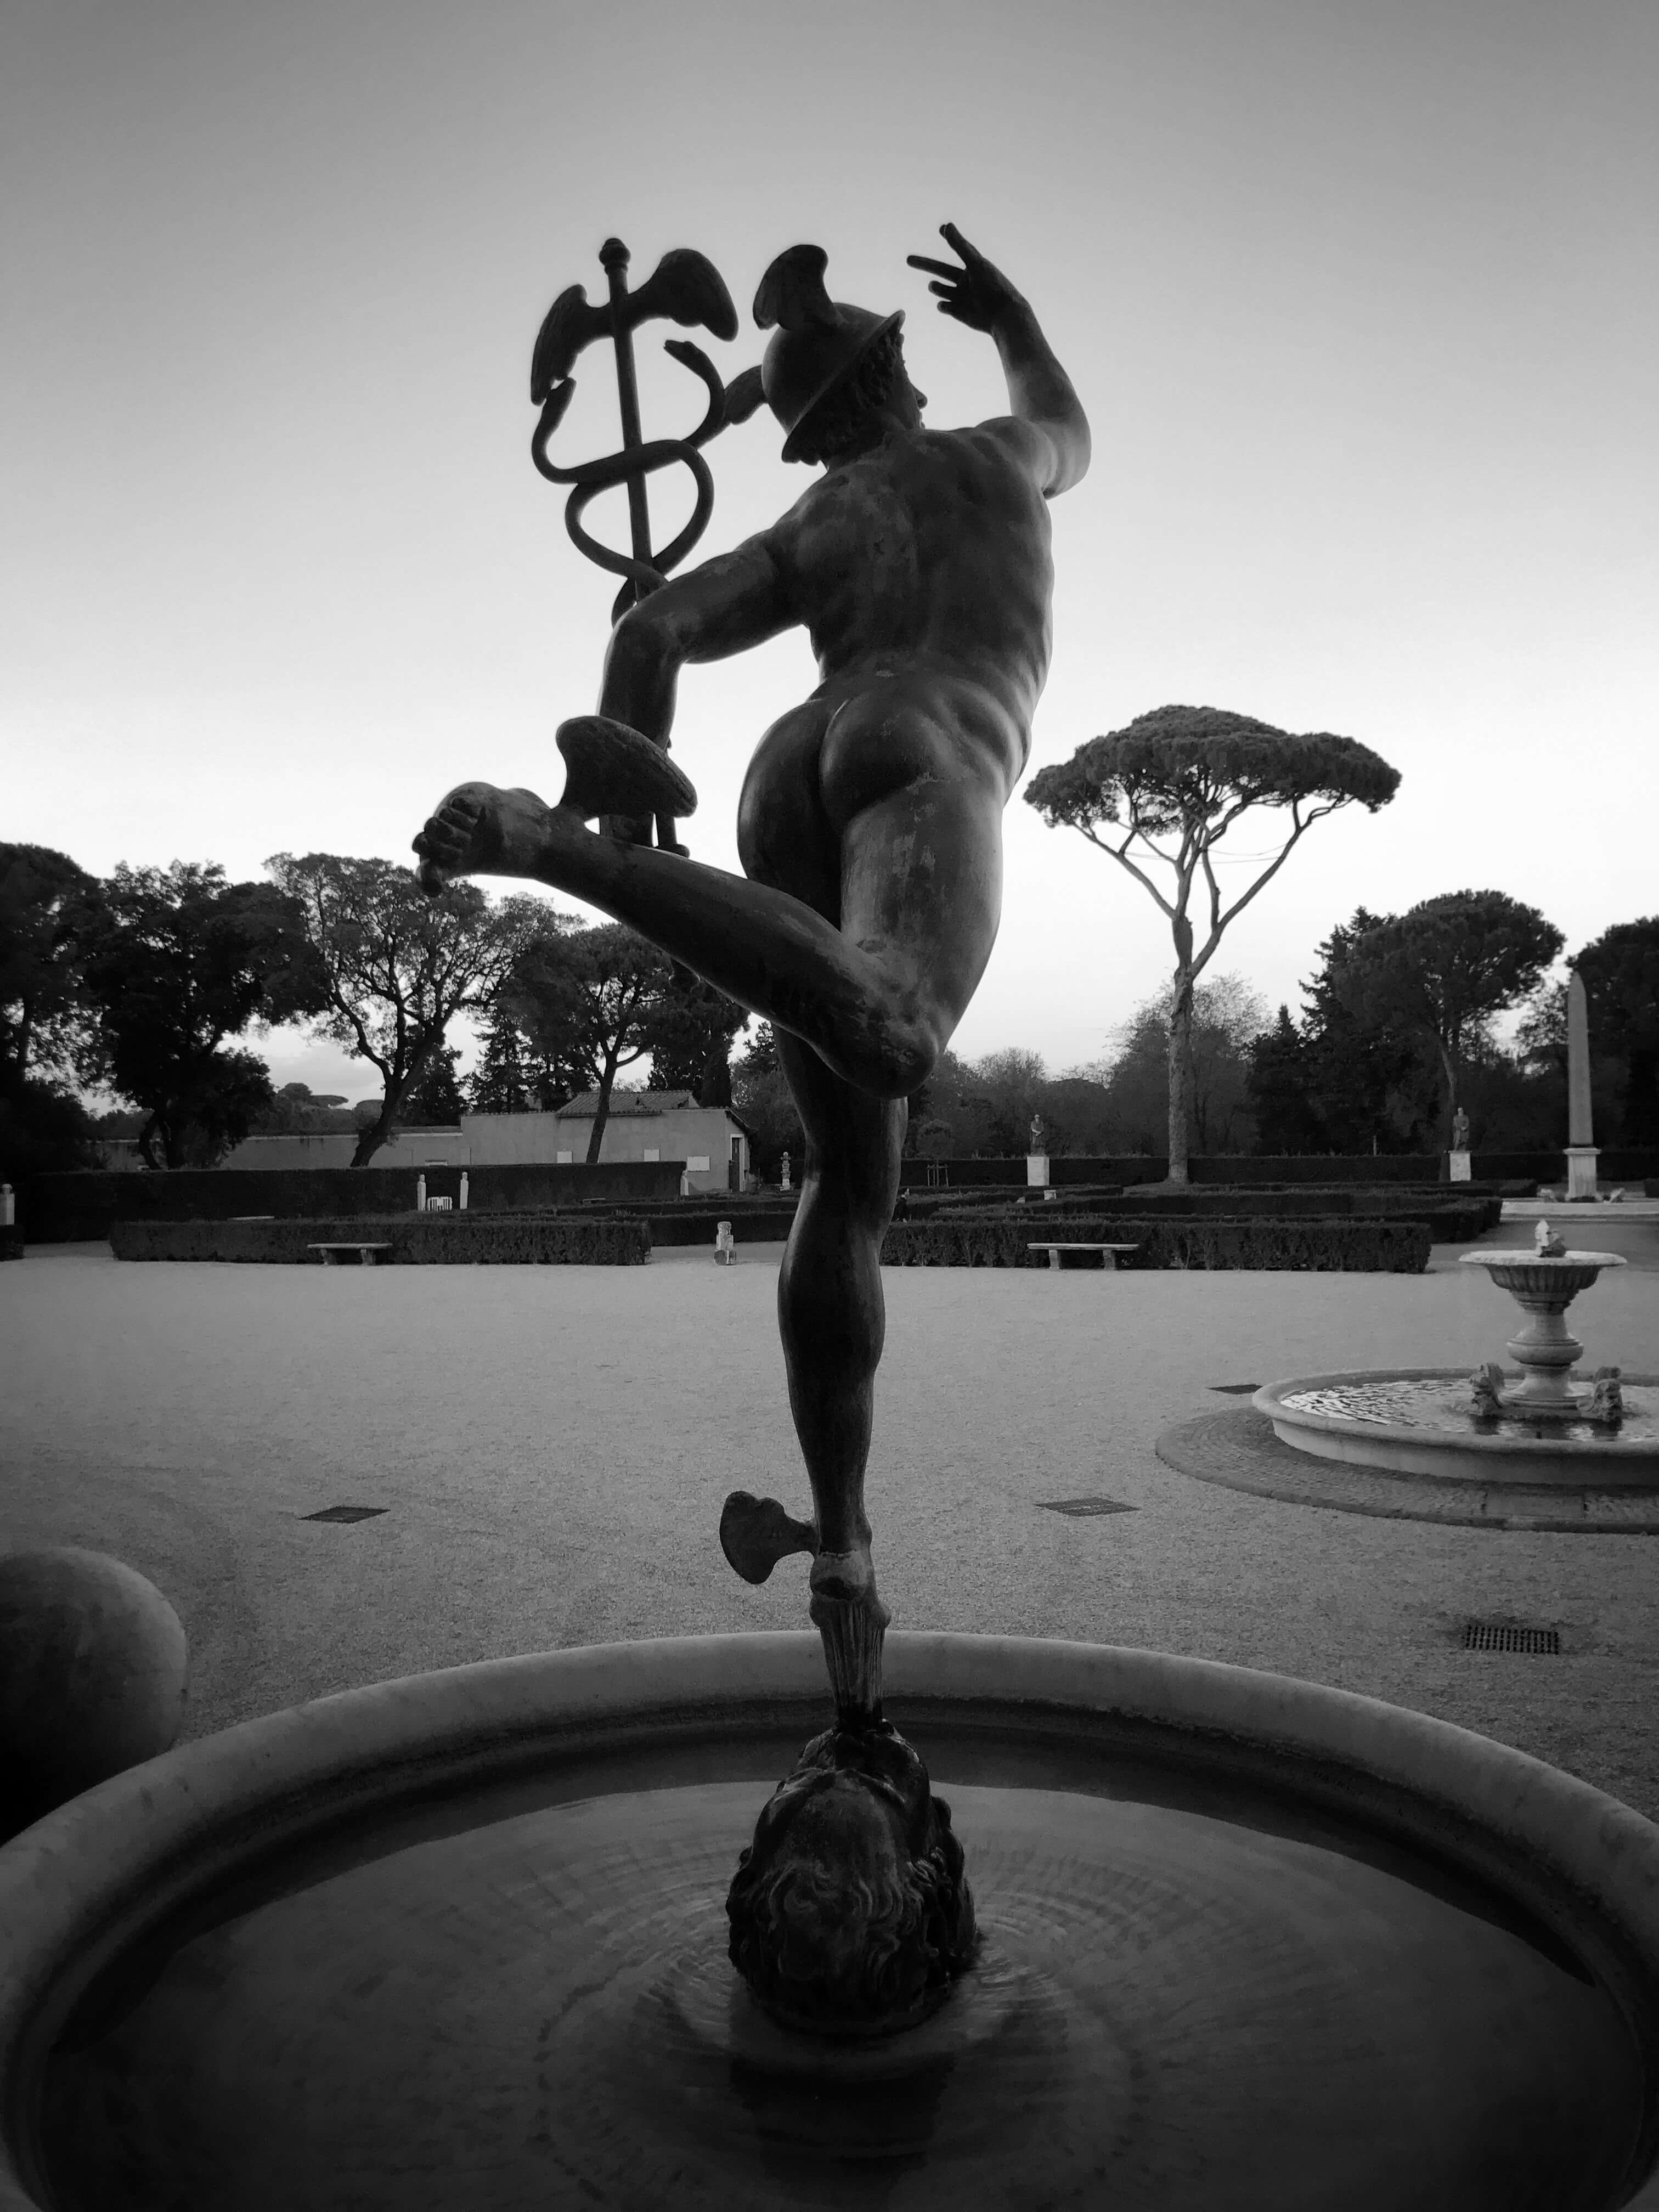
[
  {"x1": 789, "y1": 326, "x2": 918, "y2": 468},
  {"x1": 725, "y1": 1769, "x2": 977, "y2": 2032}
]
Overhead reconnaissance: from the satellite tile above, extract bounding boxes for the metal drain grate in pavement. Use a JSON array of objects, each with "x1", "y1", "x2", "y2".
[
  {"x1": 1038, "y1": 1498, "x2": 1138, "y2": 1517},
  {"x1": 1462, "y1": 1621, "x2": 1561, "y2": 1655},
  {"x1": 303, "y1": 1505, "x2": 388, "y2": 1525}
]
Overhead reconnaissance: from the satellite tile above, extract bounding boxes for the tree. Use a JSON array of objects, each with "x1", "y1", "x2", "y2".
[
  {"x1": 1026, "y1": 705, "x2": 1399, "y2": 1181},
  {"x1": 1329, "y1": 891, "x2": 1564, "y2": 1144},
  {"x1": 1295, "y1": 910, "x2": 1435, "y2": 1153},
  {"x1": 0, "y1": 842, "x2": 105, "y2": 1190},
  {"x1": 467, "y1": 1020, "x2": 537, "y2": 1114},
  {"x1": 0, "y1": 842, "x2": 97, "y2": 1089},
  {"x1": 1, "y1": 1077, "x2": 104, "y2": 1184},
  {"x1": 1098, "y1": 974, "x2": 1269, "y2": 1157},
  {"x1": 731, "y1": 1022, "x2": 804, "y2": 1179},
  {"x1": 1574, "y1": 919, "x2": 1659, "y2": 1146},
  {"x1": 962, "y1": 1047, "x2": 1049, "y2": 1154},
  {"x1": 502, "y1": 921, "x2": 672, "y2": 1164},
  {"x1": 267, "y1": 853, "x2": 534, "y2": 1166},
  {"x1": 251, "y1": 1082, "x2": 358, "y2": 1136},
  {"x1": 402, "y1": 1045, "x2": 466, "y2": 1126},
  {"x1": 1034, "y1": 1073, "x2": 1118, "y2": 1156},
  {"x1": 1246, "y1": 1008, "x2": 1325, "y2": 1155},
  {"x1": 75, "y1": 862, "x2": 323, "y2": 1167},
  {"x1": 644, "y1": 970, "x2": 749, "y2": 1106}
]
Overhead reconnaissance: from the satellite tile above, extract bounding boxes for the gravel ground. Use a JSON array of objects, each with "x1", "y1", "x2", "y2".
[{"x1": 4, "y1": 1233, "x2": 1657, "y2": 1815}]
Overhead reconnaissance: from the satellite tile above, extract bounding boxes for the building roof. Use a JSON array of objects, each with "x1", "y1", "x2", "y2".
[
  {"x1": 555, "y1": 1087, "x2": 697, "y2": 1118},
  {"x1": 549, "y1": 1087, "x2": 754, "y2": 1138}
]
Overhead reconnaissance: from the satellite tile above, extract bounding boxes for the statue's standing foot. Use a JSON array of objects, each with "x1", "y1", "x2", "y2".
[{"x1": 810, "y1": 1568, "x2": 890, "y2": 1729}]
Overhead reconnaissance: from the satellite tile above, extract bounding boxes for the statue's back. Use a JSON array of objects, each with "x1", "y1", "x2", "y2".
[{"x1": 780, "y1": 421, "x2": 1056, "y2": 731}]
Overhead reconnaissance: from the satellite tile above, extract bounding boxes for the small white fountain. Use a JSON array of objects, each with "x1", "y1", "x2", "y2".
[
  {"x1": 1459, "y1": 1218, "x2": 1626, "y2": 1423},
  {"x1": 1256, "y1": 1220, "x2": 1656, "y2": 1488}
]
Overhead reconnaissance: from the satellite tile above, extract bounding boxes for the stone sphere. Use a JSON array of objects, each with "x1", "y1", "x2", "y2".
[{"x1": 0, "y1": 1548, "x2": 187, "y2": 1838}]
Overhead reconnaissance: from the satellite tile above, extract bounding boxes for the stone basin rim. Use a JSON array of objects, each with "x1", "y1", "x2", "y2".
[
  {"x1": 1460, "y1": 1249, "x2": 1629, "y2": 1269},
  {"x1": 1255, "y1": 1369, "x2": 1659, "y2": 1464},
  {"x1": 3, "y1": 1630, "x2": 1659, "y2": 2211}
]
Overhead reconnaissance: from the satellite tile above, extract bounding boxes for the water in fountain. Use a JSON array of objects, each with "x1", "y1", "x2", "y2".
[{"x1": 40, "y1": 1733, "x2": 1639, "y2": 2210}]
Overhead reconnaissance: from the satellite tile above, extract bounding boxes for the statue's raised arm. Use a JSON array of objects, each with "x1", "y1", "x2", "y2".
[{"x1": 907, "y1": 222, "x2": 1090, "y2": 496}]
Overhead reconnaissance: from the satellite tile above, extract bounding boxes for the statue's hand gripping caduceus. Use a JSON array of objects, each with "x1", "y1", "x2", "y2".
[{"x1": 415, "y1": 222, "x2": 1088, "y2": 2034}]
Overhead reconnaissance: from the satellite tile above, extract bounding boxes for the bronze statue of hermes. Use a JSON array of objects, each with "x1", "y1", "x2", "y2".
[{"x1": 416, "y1": 222, "x2": 1088, "y2": 2030}]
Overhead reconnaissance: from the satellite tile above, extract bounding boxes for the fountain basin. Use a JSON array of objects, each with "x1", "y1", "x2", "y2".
[
  {"x1": 1256, "y1": 1369, "x2": 1659, "y2": 1486},
  {"x1": 1462, "y1": 1251, "x2": 1629, "y2": 1296},
  {"x1": 3, "y1": 1632, "x2": 1658, "y2": 2210}
]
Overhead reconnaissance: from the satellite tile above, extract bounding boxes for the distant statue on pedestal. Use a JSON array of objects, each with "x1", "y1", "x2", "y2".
[
  {"x1": 414, "y1": 223, "x2": 1087, "y2": 2033},
  {"x1": 1451, "y1": 1107, "x2": 1470, "y2": 1153}
]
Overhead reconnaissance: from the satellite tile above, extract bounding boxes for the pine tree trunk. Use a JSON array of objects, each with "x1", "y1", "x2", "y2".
[
  {"x1": 1166, "y1": 965, "x2": 1194, "y2": 1186},
  {"x1": 350, "y1": 1104, "x2": 397, "y2": 1169},
  {"x1": 586, "y1": 1051, "x2": 619, "y2": 1165},
  {"x1": 1437, "y1": 1040, "x2": 1459, "y2": 1150}
]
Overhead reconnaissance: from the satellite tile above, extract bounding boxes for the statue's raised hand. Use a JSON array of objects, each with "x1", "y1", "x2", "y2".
[{"x1": 907, "y1": 222, "x2": 1023, "y2": 334}]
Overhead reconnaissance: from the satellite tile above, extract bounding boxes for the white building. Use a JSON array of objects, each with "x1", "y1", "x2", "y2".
[
  {"x1": 544, "y1": 1090, "x2": 753, "y2": 1194},
  {"x1": 99, "y1": 1088, "x2": 754, "y2": 1195}
]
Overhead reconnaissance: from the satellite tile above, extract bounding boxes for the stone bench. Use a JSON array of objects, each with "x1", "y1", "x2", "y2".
[
  {"x1": 308, "y1": 1243, "x2": 393, "y2": 1267},
  {"x1": 1028, "y1": 1242, "x2": 1140, "y2": 1272}
]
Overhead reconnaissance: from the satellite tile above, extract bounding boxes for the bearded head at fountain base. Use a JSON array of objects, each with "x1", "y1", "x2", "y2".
[{"x1": 725, "y1": 1718, "x2": 978, "y2": 2037}]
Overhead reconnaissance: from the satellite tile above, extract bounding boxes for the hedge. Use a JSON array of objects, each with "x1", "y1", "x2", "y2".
[
  {"x1": 899, "y1": 1154, "x2": 1452, "y2": 1189},
  {"x1": 930, "y1": 1194, "x2": 1499, "y2": 1240},
  {"x1": 900, "y1": 1150, "x2": 1659, "y2": 1192},
  {"x1": 640, "y1": 1207, "x2": 797, "y2": 1246},
  {"x1": 26, "y1": 1160, "x2": 686, "y2": 1243},
  {"x1": 880, "y1": 1215, "x2": 1431, "y2": 1272},
  {"x1": 109, "y1": 1215, "x2": 652, "y2": 1266}
]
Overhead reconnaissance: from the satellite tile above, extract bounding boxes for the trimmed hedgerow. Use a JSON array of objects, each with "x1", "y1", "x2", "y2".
[
  {"x1": 110, "y1": 1215, "x2": 652, "y2": 1266},
  {"x1": 26, "y1": 1160, "x2": 685, "y2": 1242},
  {"x1": 641, "y1": 1208, "x2": 797, "y2": 1246},
  {"x1": 881, "y1": 1215, "x2": 1431, "y2": 1272},
  {"x1": 930, "y1": 1192, "x2": 1497, "y2": 1239}
]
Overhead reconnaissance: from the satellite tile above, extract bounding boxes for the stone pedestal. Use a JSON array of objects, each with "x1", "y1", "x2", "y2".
[
  {"x1": 1566, "y1": 1146, "x2": 1600, "y2": 1201},
  {"x1": 1026, "y1": 1153, "x2": 1050, "y2": 1188},
  {"x1": 1448, "y1": 1150, "x2": 1471, "y2": 1183}
]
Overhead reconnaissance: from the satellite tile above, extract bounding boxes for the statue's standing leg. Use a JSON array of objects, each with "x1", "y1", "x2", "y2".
[{"x1": 774, "y1": 1029, "x2": 905, "y2": 1726}]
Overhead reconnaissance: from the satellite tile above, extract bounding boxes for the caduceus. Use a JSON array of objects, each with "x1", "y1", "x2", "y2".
[{"x1": 529, "y1": 239, "x2": 763, "y2": 853}]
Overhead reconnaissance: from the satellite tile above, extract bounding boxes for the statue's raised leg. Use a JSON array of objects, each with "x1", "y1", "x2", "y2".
[{"x1": 413, "y1": 716, "x2": 958, "y2": 1101}]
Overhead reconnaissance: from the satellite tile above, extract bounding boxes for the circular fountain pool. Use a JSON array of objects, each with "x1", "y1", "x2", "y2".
[
  {"x1": 4, "y1": 1636, "x2": 1658, "y2": 2210},
  {"x1": 1256, "y1": 1369, "x2": 1659, "y2": 1487}
]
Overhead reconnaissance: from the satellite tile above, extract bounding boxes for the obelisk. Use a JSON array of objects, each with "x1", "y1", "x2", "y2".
[{"x1": 1565, "y1": 968, "x2": 1599, "y2": 1200}]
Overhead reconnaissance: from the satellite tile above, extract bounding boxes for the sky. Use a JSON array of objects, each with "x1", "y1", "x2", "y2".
[{"x1": 5, "y1": 0, "x2": 1656, "y2": 1101}]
